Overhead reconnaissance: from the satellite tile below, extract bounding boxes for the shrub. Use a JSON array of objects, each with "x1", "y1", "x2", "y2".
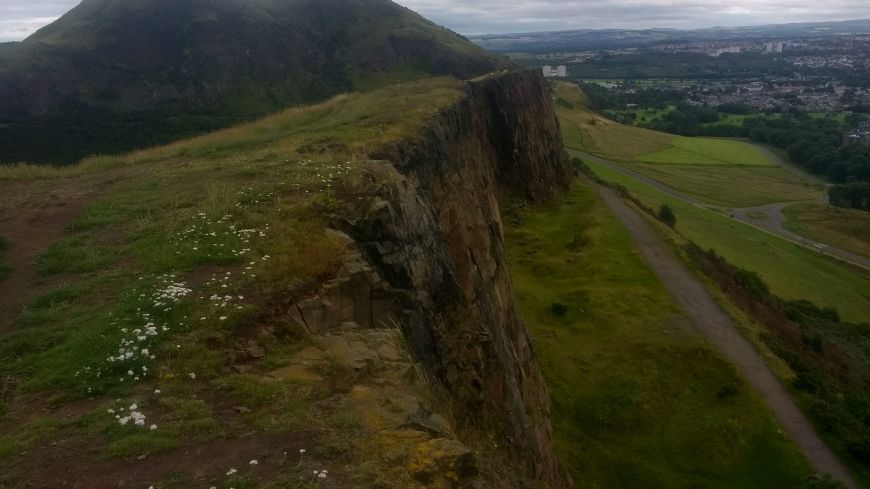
[
  {"x1": 550, "y1": 303, "x2": 568, "y2": 317},
  {"x1": 658, "y1": 204, "x2": 676, "y2": 228},
  {"x1": 716, "y1": 383, "x2": 740, "y2": 400},
  {"x1": 847, "y1": 436, "x2": 870, "y2": 464},
  {"x1": 733, "y1": 268, "x2": 769, "y2": 301}
]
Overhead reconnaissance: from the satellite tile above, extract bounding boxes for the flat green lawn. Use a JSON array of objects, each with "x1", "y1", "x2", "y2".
[
  {"x1": 629, "y1": 164, "x2": 823, "y2": 207},
  {"x1": 638, "y1": 136, "x2": 775, "y2": 167},
  {"x1": 505, "y1": 182, "x2": 812, "y2": 488},
  {"x1": 585, "y1": 160, "x2": 870, "y2": 323},
  {"x1": 783, "y1": 202, "x2": 870, "y2": 259}
]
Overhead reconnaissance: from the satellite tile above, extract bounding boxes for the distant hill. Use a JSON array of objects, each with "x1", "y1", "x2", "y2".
[
  {"x1": 0, "y1": 0, "x2": 507, "y2": 164},
  {"x1": 470, "y1": 18, "x2": 870, "y2": 52}
]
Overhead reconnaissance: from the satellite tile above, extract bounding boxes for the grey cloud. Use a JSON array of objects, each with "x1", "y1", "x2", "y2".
[
  {"x1": 396, "y1": 0, "x2": 870, "y2": 34},
  {"x1": 0, "y1": 0, "x2": 78, "y2": 41},
  {"x1": 0, "y1": 0, "x2": 868, "y2": 41}
]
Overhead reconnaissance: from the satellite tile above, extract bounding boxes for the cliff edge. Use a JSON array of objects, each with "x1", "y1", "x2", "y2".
[{"x1": 339, "y1": 69, "x2": 574, "y2": 486}]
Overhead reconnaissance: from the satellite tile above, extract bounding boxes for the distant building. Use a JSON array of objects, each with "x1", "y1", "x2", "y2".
[
  {"x1": 765, "y1": 41, "x2": 785, "y2": 54},
  {"x1": 542, "y1": 65, "x2": 567, "y2": 78}
]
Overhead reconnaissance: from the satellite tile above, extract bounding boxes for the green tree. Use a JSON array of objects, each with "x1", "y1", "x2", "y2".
[{"x1": 658, "y1": 204, "x2": 676, "y2": 228}]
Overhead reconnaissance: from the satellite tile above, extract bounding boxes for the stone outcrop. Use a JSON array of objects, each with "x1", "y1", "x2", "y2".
[
  {"x1": 344, "y1": 70, "x2": 573, "y2": 488},
  {"x1": 282, "y1": 69, "x2": 572, "y2": 487}
]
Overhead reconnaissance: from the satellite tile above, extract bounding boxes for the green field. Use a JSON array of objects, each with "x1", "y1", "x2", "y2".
[
  {"x1": 505, "y1": 182, "x2": 812, "y2": 488},
  {"x1": 584, "y1": 159, "x2": 870, "y2": 323},
  {"x1": 604, "y1": 106, "x2": 675, "y2": 124},
  {"x1": 631, "y1": 164, "x2": 823, "y2": 207},
  {"x1": 638, "y1": 136, "x2": 774, "y2": 167},
  {"x1": 553, "y1": 83, "x2": 823, "y2": 208},
  {"x1": 783, "y1": 203, "x2": 870, "y2": 259}
]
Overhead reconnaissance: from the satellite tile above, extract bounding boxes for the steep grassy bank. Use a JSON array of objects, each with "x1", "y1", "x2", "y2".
[{"x1": 504, "y1": 182, "x2": 813, "y2": 488}]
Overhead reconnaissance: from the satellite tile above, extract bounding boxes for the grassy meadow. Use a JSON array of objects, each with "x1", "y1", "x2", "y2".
[
  {"x1": 630, "y1": 164, "x2": 823, "y2": 207},
  {"x1": 582, "y1": 159, "x2": 870, "y2": 323},
  {"x1": 639, "y1": 136, "x2": 774, "y2": 167},
  {"x1": 504, "y1": 182, "x2": 813, "y2": 488},
  {"x1": 552, "y1": 81, "x2": 869, "y2": 321},
  {"x1": 783, "y1": 203, "x2": 870, "y2": 259},
  {"x1": 553, "y1": 82, "x2": 825, "y2": 208}
]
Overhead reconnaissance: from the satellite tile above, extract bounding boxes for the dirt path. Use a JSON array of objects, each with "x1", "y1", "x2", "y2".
[
  {"x1": 731, "y1": 202, "x2": 870, "y2": 270},
  {"x1": 594, "y1": 182, "x2": 859, "y2": 488},
  {"x1": 0, "y1": 185, "x2": 90, "y2": 331},
  {"x1": 570, "y1": 148, "x2": 870, "y2": 272}
]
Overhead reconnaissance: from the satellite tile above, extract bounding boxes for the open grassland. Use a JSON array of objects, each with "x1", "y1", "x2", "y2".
[
  {"x1": 783, "y1": 203, "x2": 870, "y2": 259},
  {"x1": 554, "y1": 83, "x2": 674, "y2": 160},
  {"x1": 584, "y1": 160, "x2": 870, "y2": 323},
  {"x1": 638, "y1": 136, "x2": 774, "y2": 167},
  {"x1": 0, "y1": 78, "x2": 464, "y2": 488},
  {"x1": 505, "y1": 182, "x2": 812, "y2": 488},
  {"x1": 553, "y1": 82, "x2": 824, "y2": 208},
  {"x1": 632, "y1": 164, "x2": 823, "y2": 207}
]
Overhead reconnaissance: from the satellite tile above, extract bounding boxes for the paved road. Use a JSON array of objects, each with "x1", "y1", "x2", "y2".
[
  {"x1": 570, "y1": 148, "x2": 870, "y2": 271},
  {"x1": 594, "y1": 182, "x2": 859, "y2": 488}
]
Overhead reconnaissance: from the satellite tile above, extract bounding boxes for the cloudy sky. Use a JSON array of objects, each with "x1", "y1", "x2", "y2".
[{"x1": 1, "y1": 0, "x2": 869, "y2": 41}]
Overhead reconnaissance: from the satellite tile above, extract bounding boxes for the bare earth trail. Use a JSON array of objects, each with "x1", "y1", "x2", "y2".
[
  {"x1": 0, "y1": 184, "x2": 92, "y2": 331},
  {"x1": 593, "y1": 182, "x2": 859, "y2": 488},
  {"x1": 570, "y1": 149, "x2": 870, "y2": 271}
]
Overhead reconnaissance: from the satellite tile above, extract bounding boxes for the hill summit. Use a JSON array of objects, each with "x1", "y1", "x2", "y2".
[{"x1": 0, "y1": 0, "x2": 506, "y2": 164}]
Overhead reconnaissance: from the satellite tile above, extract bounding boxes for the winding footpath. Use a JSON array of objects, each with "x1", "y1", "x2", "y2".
[
  {"x1": 594, "y1": 182, "x2": 859, "y2": 488},
  {"x1": 570, "y1": 149, "x2": 870, "y2": 271}
]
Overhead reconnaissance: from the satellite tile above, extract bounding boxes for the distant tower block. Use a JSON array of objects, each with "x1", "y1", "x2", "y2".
[{"x1": 542, "y1": 65, "x2": 567, "y2": 78}]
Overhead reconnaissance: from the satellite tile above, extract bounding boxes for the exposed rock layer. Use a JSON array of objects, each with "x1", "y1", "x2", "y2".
[{"x1": 344, "y1": 69, "x2": 573, "y2": 488}]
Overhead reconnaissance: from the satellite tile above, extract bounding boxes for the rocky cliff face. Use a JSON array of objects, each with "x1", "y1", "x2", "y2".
[{"x1": 343, "y1": 70, "x2": 573, "y2": 487}]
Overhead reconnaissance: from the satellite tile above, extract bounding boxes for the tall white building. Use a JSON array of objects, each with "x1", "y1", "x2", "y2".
[
  {"x1": 765, "y1": 41, "x2": 785, "y2": 54},
  {"x1": 542, "y1": 65, "x2": 568, "y2": 78}
]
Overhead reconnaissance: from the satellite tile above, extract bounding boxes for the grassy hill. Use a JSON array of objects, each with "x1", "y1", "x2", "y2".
[
  {"x1": 0, "y1": 78, "x2": 475, "y2": 488},
  {"x1": 0, "y1": 0, "x2": 507, "y2": 165}
]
